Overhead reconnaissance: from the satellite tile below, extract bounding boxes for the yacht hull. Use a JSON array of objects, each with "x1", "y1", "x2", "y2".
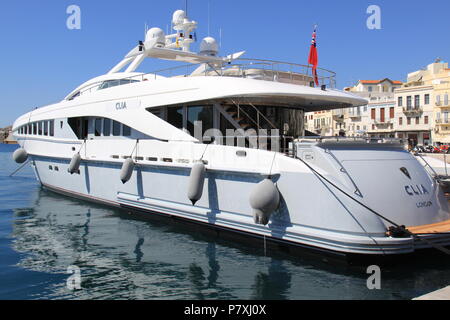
[{"x1": 27, "y1": 141, "x2": 450, "y2": 260}]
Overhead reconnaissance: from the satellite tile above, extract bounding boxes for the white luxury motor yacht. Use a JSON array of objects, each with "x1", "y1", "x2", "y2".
[{"x1": 11, "y1": 10, "x2": 450, "y2": 261}]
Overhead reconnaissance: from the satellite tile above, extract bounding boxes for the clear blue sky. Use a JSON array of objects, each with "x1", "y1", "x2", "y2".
[{"x1": 1, "y1": 0, "x2": 449, "y2": 127}]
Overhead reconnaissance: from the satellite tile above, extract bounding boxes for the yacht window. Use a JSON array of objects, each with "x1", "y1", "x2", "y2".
[
  {"x1": 120, "y1": 79, "x2": 139, "y2": 85},
  {"x1": 122, "y1": 125, "x2": 131, "y2": 137},
  {"x1": 50, "y1": 120, "x2": 54, "y2": 137},
  {"x1": 38, "y1": 122, "x2": 43, "y2": 135},
  {"x1": 44, "y1": 121, "x2": 49, "y2": 136},
  {"x1": 68, "y1": 117, "x2": 88, "y2": 139},
  {"x1": 187, "y1": 106, "x2": 213, "y2": 136},
  {"x1": 28, "y1": 124, "x2": 32, "y2": 135},
  {"x1": 95, "y1": 118, "x2": 102, "y2": 136},
  {"x1": 98, "y1": 79, "x2": 139, "y2": 91},
  {"x1": 103, "y1": 118, "x2": 111, "y2": 136},
  {"x1": 68, "y1": 91, "x2": 80, "y2": 101},
  {"x1": 32, "y1": 123, "x2": 37, "y2": 135},
  {"x1": 113, "y1": 121, "x2": 121, "y2": 136},
  {"x1": 24, "y1": 126, "x2": 27, "y2": 135},
  {"x1": 167, "y1": 106, "x2": 184, "y2": 129},
  {"x1": 149, "y1": 107, "x2": 164, "y2": 119}
]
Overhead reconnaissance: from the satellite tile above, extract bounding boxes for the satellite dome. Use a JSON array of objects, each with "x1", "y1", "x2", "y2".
[
  {"x1": 146, "y1": 27, "x2": 166, "y2": 46},
  {"x1": 172, "y1": 10, "x2": 186, "y2": 27},
  {"x1": 199, "y1": 37, "x2": 219, "y2": 56}
]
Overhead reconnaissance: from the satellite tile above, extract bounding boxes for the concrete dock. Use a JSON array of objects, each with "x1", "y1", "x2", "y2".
[{"x1": 414, "y1": 285, "x2": 450, "y2": 300}]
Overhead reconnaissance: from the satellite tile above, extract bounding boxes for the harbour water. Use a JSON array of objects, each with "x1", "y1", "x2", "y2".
[{"x1": 1, "y1": 143, "x2": 450, "y2": 300}]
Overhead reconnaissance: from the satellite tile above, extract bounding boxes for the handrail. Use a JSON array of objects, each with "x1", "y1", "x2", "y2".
[{"x1": 68, "y1": 58, "x2": 337, "y2": 100}]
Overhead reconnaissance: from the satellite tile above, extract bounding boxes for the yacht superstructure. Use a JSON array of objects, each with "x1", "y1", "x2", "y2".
[{"x1": 12, "y1": 10, "x2": 450, "y2": 259}]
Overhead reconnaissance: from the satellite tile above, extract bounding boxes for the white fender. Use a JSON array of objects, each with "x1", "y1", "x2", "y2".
[
  {"x1": 68, "y1": 153, "x2": 82, "y2": 174},
  {"x1": 120, "y1": 158, "x2": 135, "y2": 184},
  {"x1": 12, "y1": 148, "x2": 28, "y2": 164},
  {"x1": 249, "y1": 179, "x2": 280, "y2": 225},
  {"x1": 188, "y1": 162, "x2": 206, "y2": 205}
]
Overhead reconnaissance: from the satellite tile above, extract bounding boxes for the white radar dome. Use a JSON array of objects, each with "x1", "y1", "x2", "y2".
[
  {"x1": 199, "y1": 37, "x2": 219, "y2": 56},
  {"x1": 146, "y1": 27, "x2": 166, "y2": 47},
  {"x1": 172, "y1": 10, "x2": 186, "y2": 28}
]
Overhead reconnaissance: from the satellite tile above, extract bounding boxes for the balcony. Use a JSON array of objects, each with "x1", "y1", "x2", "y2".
[
  {"x1": 435, "y1": 119, "x2": 450, "y2": 125},
  {"x1": 348, "y1": 112, "x2": 362, "y2": 119},
  {"x1": 373, "y1": 118, "x2": 392, "y2": 125},
  {"x1": 402, "y1": 106, "x2": 423, "y2": 115}
]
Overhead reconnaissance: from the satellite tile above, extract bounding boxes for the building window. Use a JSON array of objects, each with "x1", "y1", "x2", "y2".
[
  {"x1": 368, "y1": 86, "x2": 373, "y2": 92},
  {"x1": 372, "y1": 124, "x2": 375, "y2": 130},
  {"x1": 414, "y1": 95, "x2": 420, "y2": 108},
  {"x1": 407, "y1": 117, "x2": 411, "y2": 125},
  {"x1": 407, "y1": 96, "x2": 412, "y2": 109},
  {"x1": 371, "y1": 108, "x2": 376, "y2": 120},
  {"x1": 389, "y1": 107, "x2": 394, "y2": 118},
  {"x1": 445, "y1": 94, "x2": 449, "y2": 106},
  {"x1": 399, "y1": 117, "x2": 403, "y2": 125},
  {"x1": 398, "y1": 97, "x2": 403, "y2": 107},
  {"x1": 425, "y1": 94, "x2": 430, "y2": 105},
  {"x1": 424, "y1": 116, "x2": 429, "y2": 124},
  {"x1": 415, "y1": 117, "x2": 419, "y2": 125}
]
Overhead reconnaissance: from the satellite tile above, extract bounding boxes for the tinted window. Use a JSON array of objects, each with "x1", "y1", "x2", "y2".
[
  {"x1": 187, "y1": 106, "x2": 213, "y2": 137},
  {"x1": 44, "y1": 121, "x2": 49, "y2": 136},
  {"x1": 122, "y1": 125, "x2": 131, "y2": 136},
  {"x1": 95, "y1": 118, "x2": 102, "y2": 136},
  {"x1": 32, "y1": 123, "x2": 37, "y2": 135},
  {"x1": 103, "y1": 118, "x2": 111, "y2": 136},
  {"x1": 167, "y1": 107, "x2": 183, "y2": 129},
  {"x1": 113, "y1": 121, "x2": 121, "y2": 136},
  {"x1": 38, "y1": 122, "x2": 43, "y2": 135},
  {"x1": 50, "y1": 120, "x2": 54, "y2": 136}
]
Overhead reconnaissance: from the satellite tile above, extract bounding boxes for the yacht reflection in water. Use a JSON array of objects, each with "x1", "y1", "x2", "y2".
[
  {"x1": 10, "y1": 189, "x2": 295, "y2": 299},
  {"x1": 10, "y1": 188, "x2": 450, "y2": 299}
]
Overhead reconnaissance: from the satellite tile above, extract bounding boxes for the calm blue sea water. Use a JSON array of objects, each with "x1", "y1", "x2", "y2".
[{"x1": 1, "y1": 143, "x2": 450, "y2": 300}]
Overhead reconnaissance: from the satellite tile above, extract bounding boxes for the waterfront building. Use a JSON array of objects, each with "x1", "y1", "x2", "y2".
[
  {"x1": 305, "y1": 110, "x2": 335, "y2": 136},
  {"x1": 394, "y1": 60, "x2": 449, "y2": 146}
]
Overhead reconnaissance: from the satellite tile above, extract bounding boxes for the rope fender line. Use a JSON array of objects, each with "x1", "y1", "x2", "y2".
[{"x1": 297, "y1": 157, "x2": 450, "y2": 256}]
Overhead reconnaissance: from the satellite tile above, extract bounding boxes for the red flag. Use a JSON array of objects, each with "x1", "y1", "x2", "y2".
[{"x1": 308, "y1": 26, "x2": 319, "y2": 86}]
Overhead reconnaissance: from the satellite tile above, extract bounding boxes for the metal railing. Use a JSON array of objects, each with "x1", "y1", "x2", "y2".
[{"x1": 69, "y1": 58, "x2": 337, "y2": 99}]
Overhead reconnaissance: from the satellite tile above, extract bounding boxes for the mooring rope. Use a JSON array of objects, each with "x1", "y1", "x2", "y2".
[{"x1": 297, "y1": 157, "x2": 450, "y2": 256}]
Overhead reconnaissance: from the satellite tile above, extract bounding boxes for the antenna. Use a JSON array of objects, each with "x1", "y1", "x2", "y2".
[
  {"x1": 208, "y1": 0, "x2": 211, "y2": 36},
  {"x1": 219, "y1": 27, "x2": 222, "y2": 49}
]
